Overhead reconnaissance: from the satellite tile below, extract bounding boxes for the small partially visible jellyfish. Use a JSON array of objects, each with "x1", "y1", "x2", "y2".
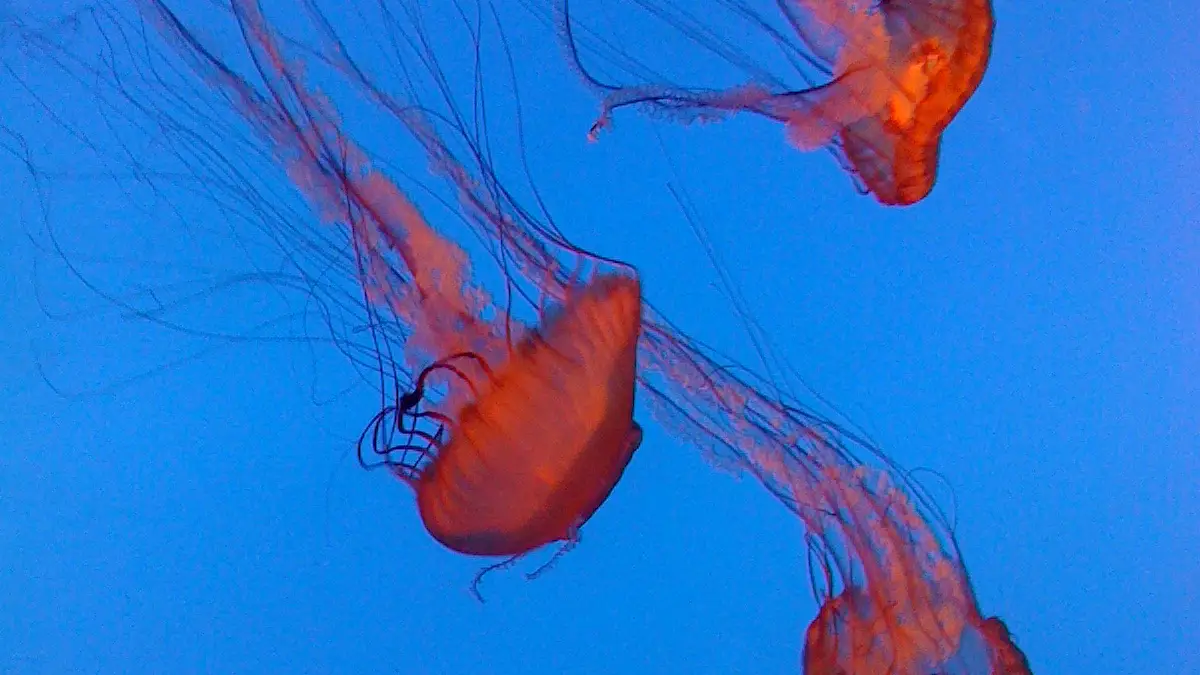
[
  {"x1": 771, "y1": 455, "x2": 1033, "y2": 674},
  {"x1": 805, "y1": 597, "x2": 1034, "y2": 674},
  {"x1": 556, "y1": 0, "x2": 995, "y2": 205},
  {"x1": 11, "y1": 0, "x2": 1029, "y2": 669}
]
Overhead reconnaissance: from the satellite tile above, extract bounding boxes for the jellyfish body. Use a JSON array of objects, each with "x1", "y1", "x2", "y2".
[
  {"x1": 803, "y1": 592, "x2": 1033, "y2": 674},
  {"x1": 777, "y1": 0, "x2": 997, "y2": 204},
  {"x1": 558, "y1": 0, "x2": 995, "y2": 205},
  {"x1": 774, "y1": 456, "x2": 1034, "y2": 674},
  {"x1": 140, "y1": 0, "x2": 650, "y2": 559},
  {"x1": 414, "y1": 275, "x2": 644, "y2": 556}
]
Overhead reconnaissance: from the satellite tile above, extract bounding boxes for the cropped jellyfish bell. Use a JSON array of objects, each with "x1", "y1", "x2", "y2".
[
  {"x1": 781, "y1": 457, "x2": 1034, "y2": 675},
  {"x1": 360, "y1": 275, "x2": 645, "y2": 558},
  {"x1": 804, "y1": 595, "x2": 1034, "y2": 674}
]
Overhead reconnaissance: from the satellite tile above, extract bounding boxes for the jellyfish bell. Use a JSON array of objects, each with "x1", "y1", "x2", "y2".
[
  {"x1": 792, "y1": 458, "x2": 1033, "y2": 674},
  {"x1": 385, "y1": 274, "x2": 644, "y2": 557},
  {"x1": 803, "y1": 591, "x2": 1033, "y2": 674},
  {"x1": 778, "y1": 0, "x2": 997, "y2": 205}
]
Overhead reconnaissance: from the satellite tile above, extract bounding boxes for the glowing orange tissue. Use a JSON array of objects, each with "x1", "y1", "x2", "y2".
[
  {"x1": 781, "y1": 0, "x2": 997, "y2": 204},
  {"x1": 559, "y1": 0, "x2": 996, "y2": 205},
  {"x1": 361, "y1": 275, "x2": 644, "y2": 557}
]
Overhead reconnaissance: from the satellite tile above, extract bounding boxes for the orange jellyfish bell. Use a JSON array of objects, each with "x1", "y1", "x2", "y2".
[
  {"x1": 803, "y1": 590, "x2": 1033, "y2": 674},
  {"x1": 403, "y1": 274, "x2": 644, "y2": 557},
  {"x1": 781, "y1": 0, "x2": 996, "y2": 205},
  {"x1": 789, "y1": 456, "x2": 1033, "y2": 674}
]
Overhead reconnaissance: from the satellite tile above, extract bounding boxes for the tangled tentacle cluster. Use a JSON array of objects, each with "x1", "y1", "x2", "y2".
[{"x1": 357, "y1": 351, "x2": 493, "y2": 481}]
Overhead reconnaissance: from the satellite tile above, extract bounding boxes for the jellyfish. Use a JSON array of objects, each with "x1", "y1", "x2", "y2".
[
  {"x1": 779, "y1": 457, "x2": 1033, "y2": 674},
  {"x1": 133, "y1": 0, "x2": 649, "y2": 574},
  {"x1": 556, "y1": 0, "x2": 995, "y2": 205},
  {"x1": 361, "y1": 276, "x2": 644, "y2": 559},
  {"x1": 11, "y1": 0, "x2": 1029, "y2": 670}
]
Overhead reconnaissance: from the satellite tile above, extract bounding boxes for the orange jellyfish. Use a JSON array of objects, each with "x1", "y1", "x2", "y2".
[
  {"x1": 102, "y1": 0, "x2": 1027, "y2": 667},
  {"x1": 359, "y1": 276, "x2": 644, "y2": 559},
  {"x1": 142, "y1": 0, "x2": 646, "y2": 582},
  {"x1": 557, "y1": 0, "x2": 995, "y2": 205},
  {"x1": 805, "y1": 595, "x2": 1034, "y2": 674},
  {"x1": 765, "y1": 451, "x2": 1035, "y2": 674}
]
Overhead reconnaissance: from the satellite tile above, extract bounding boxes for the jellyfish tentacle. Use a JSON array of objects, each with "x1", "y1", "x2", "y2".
[
  {"x1": 470, "y1": 554, "x2": 524, "y2": 603},
  {"x1": 525, "y1": 527, "x2": 581, "y2": 581},
  {"x1": 407, "y1": 409, "x2": 454, "y2": 429},
  {"x1": 357, "y1": 352, "x2": 484, "y2": 475},
  {"x1": 408, "y1": 351, "x2": 493, "y2": 402}
]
